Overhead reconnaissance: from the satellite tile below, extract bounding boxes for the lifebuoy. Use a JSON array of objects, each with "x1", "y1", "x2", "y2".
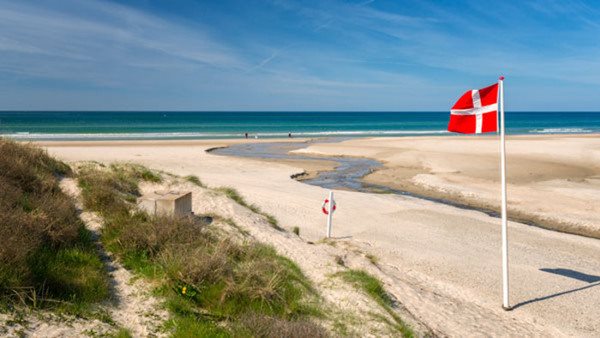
[{"x1": 322, "y1": 198, "x2": 337, "y2": 215}]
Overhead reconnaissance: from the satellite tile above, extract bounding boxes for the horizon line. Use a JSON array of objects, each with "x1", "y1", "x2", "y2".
[{"x1": 2, "y1": 110, "x2": 600, "y2": 113}]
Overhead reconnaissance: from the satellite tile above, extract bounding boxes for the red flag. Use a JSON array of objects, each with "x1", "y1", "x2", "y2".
[{"x1": 448, "y1": 83, "x2": 498, "y2": 134}]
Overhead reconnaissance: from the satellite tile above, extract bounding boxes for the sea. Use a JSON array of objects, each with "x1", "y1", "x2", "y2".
[{"x1": 0, "y1": 111, "x2": 599, "y2": 140}]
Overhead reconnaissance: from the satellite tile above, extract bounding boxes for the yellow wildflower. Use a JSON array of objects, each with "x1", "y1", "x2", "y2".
[{"x1": 182, "y1": 286, "x2": 187, "y2": 295}]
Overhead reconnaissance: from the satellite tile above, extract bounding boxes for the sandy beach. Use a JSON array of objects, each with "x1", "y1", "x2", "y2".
[
  {"x1": 297, "y1": 134, "x2": 600, "y2": 239},
  {"x1": 40, "y1": 135, "x2": 600, "y2": 336}
]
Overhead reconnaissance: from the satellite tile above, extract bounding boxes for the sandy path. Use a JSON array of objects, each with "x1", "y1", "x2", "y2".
[
  {"x1": 60, "y1": 178, "x2": 169, "y2": 337},
  {"x1": 43, "y1": 138, "x2": 600, "y2": 336}
]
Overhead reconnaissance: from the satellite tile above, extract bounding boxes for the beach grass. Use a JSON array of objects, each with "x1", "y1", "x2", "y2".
[
  {"x1": 110, "y1": 163, "x2": 162, "y2": 183},
  {"x1": 0, "y1": 139, "x2": 109, "y2": 313},
  {"x1": 110, "y1": 328, "x2": 133, "y2": 338},
  {"x1": 365, "y1": 253, "x2": 379, "y2": 266},
  {"x1": 338, "y1": 269, "x2": 413, "y2": 337},
  {"x1": 77, "y1": 163, "x2": 326, "y2": 336},
  {"x1": 217, "y1": 187, "x2": 283, "y2": 231},
  {"x1": 184, "y1": 175, "x2": 205, "y2": 187}
]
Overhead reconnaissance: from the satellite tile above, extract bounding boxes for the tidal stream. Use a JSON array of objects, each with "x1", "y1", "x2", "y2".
[{"x1": 210, "y1": 140, "x2": 506, "y2": 220}]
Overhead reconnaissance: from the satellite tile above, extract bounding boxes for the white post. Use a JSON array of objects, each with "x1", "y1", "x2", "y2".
[
  {"x1": 327, "y1": 190, "x2": 334, "y2": 238},
  {"x1": 499, "y1": 76, "x2": 510, "y2": 310}
]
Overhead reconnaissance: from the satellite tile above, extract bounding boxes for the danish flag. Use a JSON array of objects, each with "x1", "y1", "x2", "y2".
[
  {"x1": 448, "y1": 83, "x2": 499, "y2": 134},
  {"x1": 445, "y1": 77, "x2": 512, "y2": 310}
]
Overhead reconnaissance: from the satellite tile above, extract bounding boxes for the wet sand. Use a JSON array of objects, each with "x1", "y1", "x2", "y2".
[{"x1": 295, "y1": 134, "x2": 600, "y2": 239}]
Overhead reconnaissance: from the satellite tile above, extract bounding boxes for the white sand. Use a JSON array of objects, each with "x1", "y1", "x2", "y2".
[{"x1": 41, "y1": 137, "x2": 600, "y2": 337}]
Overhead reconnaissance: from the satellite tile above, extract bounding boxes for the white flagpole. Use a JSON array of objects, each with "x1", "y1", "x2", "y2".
[
  {"x1": 499, "y1": 76, "x2": 510, "y2": 310},
  {"x1": 327, "y1": 190, "x2": 334, "y2": 238}
]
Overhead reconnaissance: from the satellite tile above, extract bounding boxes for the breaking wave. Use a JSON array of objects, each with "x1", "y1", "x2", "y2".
[
  {"x1": 1, "y1": 130, "x2": 449, "y2": 140},
  {"x1": 530, "y1": 128, "x2": 594, "y2": 134}
]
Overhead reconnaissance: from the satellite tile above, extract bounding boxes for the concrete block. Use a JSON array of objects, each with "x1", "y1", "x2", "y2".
[{"x1": 138, "y1": 190, "x2": 192, "y2": 217}]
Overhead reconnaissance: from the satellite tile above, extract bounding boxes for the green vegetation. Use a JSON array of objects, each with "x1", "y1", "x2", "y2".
[
  {"x1": 110, "y1": 163, "x2": 162, "y2": 183},
  {"x1": 338, "y1": 270, "x2": 393, "y2": 307},
  {"x1": 110, "y1": 327, "x2": 133, "y2": 338},
  {"x1": 77, "y1": 164, "x2": 325, "y2": 337},
  {"x1": 184, "y1": 175, "x2": 205, "y2": 187},
  {"x1": 292, "y1": 226, "x2": 300, "y2": 236},
  {"x1": 338, "y1": 270, "x2": 413, "y2": 337},
  {"x1": 215, "y1": 214, "x2": 250, "y2": 237},
  {"x1": 0, "y1": 139, "x2": 109, "y2": 312},
  {"x1": 217, "y1": 187, "x2": 283, "y2": 231}
]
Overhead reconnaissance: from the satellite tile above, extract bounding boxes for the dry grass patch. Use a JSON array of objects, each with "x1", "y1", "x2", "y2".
[
  {"x1": 216, "y1": 187, "x2": 283, "y2": 231},
  {"x1": 0, "y1": 139, "x2": 109, "y2": 312},
  {"x1": 365, "y1": 253, "x2": 379, "y2": 266}
]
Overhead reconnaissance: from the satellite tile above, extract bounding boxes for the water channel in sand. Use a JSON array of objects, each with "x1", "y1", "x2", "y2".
[{"x1": 209, "y1": 140, "x2": 509, "y2": 220}]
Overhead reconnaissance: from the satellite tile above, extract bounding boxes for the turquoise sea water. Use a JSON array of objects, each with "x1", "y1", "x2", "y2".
[{"x1": 0, "y1": 111, "x2": 599, "y2": 140}]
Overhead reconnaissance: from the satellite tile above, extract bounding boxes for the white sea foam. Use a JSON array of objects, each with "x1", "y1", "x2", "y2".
[
  {"x1": 530, "y1": 128, "x2": 593, "y2": 134},
  {"x1": 1, "y1": 130, "x2": 449, "y2": 140},
  {"x1": 1, "y1": 132, "x2": 239, "y2": 140}
]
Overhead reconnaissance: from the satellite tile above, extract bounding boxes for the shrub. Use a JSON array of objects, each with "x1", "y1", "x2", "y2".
[
  {"x1": 29, "y1": 243, "x2": 109, "y2": 303},
  {"x1": 0, "y1": 139, "x2": 108, "y2": 307},
  {"x1": 78, "y1": 164, "x2": 324, "y2": 336},
  {"x1": 78, "y1": 165, "x2": 138, "y2": 216}
]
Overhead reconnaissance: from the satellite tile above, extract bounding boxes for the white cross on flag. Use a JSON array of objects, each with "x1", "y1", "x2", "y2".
[{"x1": 448, "y1": 83, "x2": 499, "y2": 134}]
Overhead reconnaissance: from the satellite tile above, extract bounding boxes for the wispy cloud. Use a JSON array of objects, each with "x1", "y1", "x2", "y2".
[{"x1": 0, "y1": 0, "x2": 245, "y2": 86}]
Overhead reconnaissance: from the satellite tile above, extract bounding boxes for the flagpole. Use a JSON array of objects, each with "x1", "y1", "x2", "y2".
[
  {"x1": 499, "y1": 75, "x2": 510, "y2": 310},
  {"x1": 327, "y1": 190, "x2": 334, "y2": 238}
]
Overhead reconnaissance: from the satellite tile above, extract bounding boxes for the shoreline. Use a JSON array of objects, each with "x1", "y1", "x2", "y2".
[
  {"x1": 33, "y1": 137, "x2": 312, "y2": 147},
  {"x1": 18, "y1": 130, "x2": 600, "y2": 143}
]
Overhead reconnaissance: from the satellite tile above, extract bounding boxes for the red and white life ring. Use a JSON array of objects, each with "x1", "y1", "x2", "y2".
[{"x1": 322, "y1": 198, "x2": 337, "y2": 215}]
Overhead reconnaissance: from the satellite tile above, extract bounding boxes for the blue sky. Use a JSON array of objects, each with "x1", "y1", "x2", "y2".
[{"x1": 1, "y1": 0, "x2": 599, "y2": 111}]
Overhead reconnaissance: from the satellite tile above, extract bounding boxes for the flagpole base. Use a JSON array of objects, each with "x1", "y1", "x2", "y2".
[{"x1": 502, "y1": 305, "x2": 513, "y2": 311}]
